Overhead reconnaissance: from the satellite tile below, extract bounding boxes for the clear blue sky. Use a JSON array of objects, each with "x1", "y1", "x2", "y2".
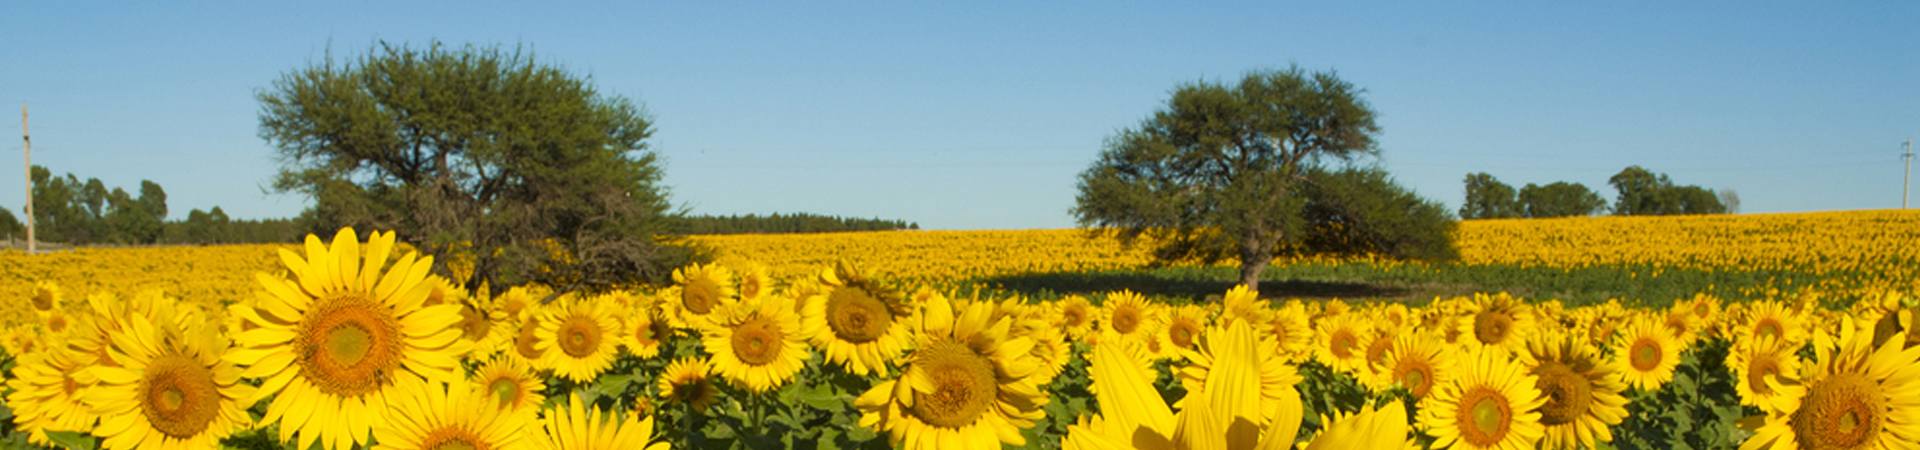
[{"x1": 3, "y1": 2, "x2": 1915, "y2": 230}]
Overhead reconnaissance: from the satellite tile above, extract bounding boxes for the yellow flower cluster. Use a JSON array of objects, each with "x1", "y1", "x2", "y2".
[{"x1": 687, "y1": 228, "x2": 1162, "y2": 284}]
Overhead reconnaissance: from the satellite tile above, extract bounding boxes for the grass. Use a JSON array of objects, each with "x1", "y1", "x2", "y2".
[{"x1": 970, "y1": 260, "x2": 1823, "y2": 308}]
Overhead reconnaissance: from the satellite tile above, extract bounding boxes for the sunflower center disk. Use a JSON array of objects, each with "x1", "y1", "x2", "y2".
[
  {"x1": 422, "y1": 426, "x2": 487, "y2": 450},
  {"x1": 1793, "y1": 372, "x2": 1885, "y2": 449},
  {"x1": 910, "y1": 340, "x2": 998, "y2": 429},
  {"x1": 1534, "y1": 362, "x2": 1592, "y2": 426},
  {"x1": 1474, "y1": 310, "x2": 1513, "y2": 346},
  {"x1": 141, "y1": 354, "x2": 220, "y2": 439},
  {"x1": 1756, "y1": 321, "x2": 1783, "y2": 341},
  {"x1": 1112, "y1": 310, "x2": 1139, "y2": 334},
  {"x1": 1458, "y1": 387, "x2": 1512, "y2": 446},
  {"x1": 826, "y1": 287, "x2": 893, "y2": 344},
  {"x1": 1630, "y1": 340, "x2": 1662, "y2": 372},
  {"x1": 732, "y1": 317, "x2": 782, "y2": 366},
  {"x1": 559, "y1": 316, "x2": 601, "y2": 358},
  {"x1": 684, "y1": 280, "x2": 720, "y2": 314},
  {"x1": 515, "y1": 320, "x2": 544, "y2": 360},
  {"x1": 1331, "y1": 332, "x2": 1358, "y2": 359},
  {"x1": 297, "y1": 293, "x2": 403, "y2": 398},
  {"x1": 458, "y1": 306, "x2": 491, "y2": 341},
  {"x1": 1169, "y1": 324, "x2": 1195, "y2": 349},
  {"x1": 490, "y1": 377, "x2": 521, "y2": 407},
  {"x1": 1748, "y1": 358, "x2": 1780, "y2": 395},
  {"x1": 1401, "y1": 365, "x2": 1430, "y2": 398}
]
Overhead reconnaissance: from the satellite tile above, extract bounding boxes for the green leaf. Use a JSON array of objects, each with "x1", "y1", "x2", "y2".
[{"x1": 43, "y1": 430, "x2": 96, "y2": 450}]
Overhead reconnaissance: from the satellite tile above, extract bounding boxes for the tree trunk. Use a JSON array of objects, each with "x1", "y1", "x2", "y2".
[{"x1": 1238, "y1": 253, "x2": 1271, "y2": 294}]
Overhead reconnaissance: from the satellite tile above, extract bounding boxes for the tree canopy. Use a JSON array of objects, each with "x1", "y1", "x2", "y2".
[
  {"x1": 1460, "y1": 172, "x2": 1521, "y2": 219},
  {"x1": 1608, "y1": 166, "x2": 1727, "y2": 215},
  {"x1": 258, "y1": 41, "x2": 687, "y2": 298},
  {"x1": 1074, "y1": 66, "x2": 1453, "y2": 292}
]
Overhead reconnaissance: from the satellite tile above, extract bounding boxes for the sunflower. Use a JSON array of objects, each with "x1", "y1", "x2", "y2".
[
  {"x1": 535, "y1": 296, "x2": 623, "y2": 383},
  {"x1": 1728, "y1": 335, "x2": 1805, "y2": 416},
  {"x1": 371, "y1": 379, "x2": 529, "y2": 450},
  {"x1": 455, "y1": 289, "x2": 512, "y2": 359},
  {"x1": 1314, "y1": 312, "x2": 1374, "y2": 375},
  {"x1": 1373, "y1": 331, "x2": 1455, "y2": 400},
  {"x1": 505, "y1": 309, "x2": 554, "y2": 372},
  {"x1": 621, "y1": 308, "x2": 672, "y2": 360},
  {"x1": 85, "y1": 298, "x2": 254, "y2": 450},
  {"x1": 225, "y1": 228, "x2": 471, "y2": 450},
  {"x1": 854, "y1": 291, "x2": 1048, "y2": 450},
  {"x1": 658, "y1": 356, "x2": 720, "y2": 412},
  {"x1": 1153, "y1": 304, "x2": 1210, "y2": 359},
  {"x1": 732, "y1": 261, "x2": 773, "y2": 302},
  {"x1": 1455, "y1": 292, "x2": 1536, "y2": 356},
  {"x1": 1064, "y1": 320, "x2": 1303, "y2": 450},
  {"x1": 1612, "y1": 314, "x2": 1682, "y2": 391},
  {"x1": 800, "y1": 262, "x2": 914, "y2": 376},
  {"x1": 531, "y1": 394, "x2": 670, "y2": 450},
  {"x1": 30, "y1": 281, "x2": 63, "y2": 317},
  {"x1": 1739, "y1": 300, "x2": 1807, "y2": 350},
  {"x1": 704, "y1": 295, "x2": 808, "y2": 393},
  {"x1": 1177, "y1": 315, "x2": 1303, "y2": 420},
  {"x1": 1265, "y1": 300, "x2": 1314, "y2": 363},
  {"x1": 471, "y1": 355, "x2": 546, "y2": 414},
  {"x1": 1026, "y1": 326, "x2": 1073, "y2": 385},
  {"x1": 1216, "y1": 284, "x2": 1269, "y2": 328},
  {"x1": 1524, "y1": 331, "x2": 1629, "y2": 450},
  {"x1": 1099, "y1": 290, "x2": 1155, "y2": 346},
  {"x1": 1417, "y1": 347, "x2": 1547, "y2": 450},
  {"x1": 665, "y1": 262, "x2": 737, "y2": 330},
  {"x1": 6, "y1": 344, "x2": 99, "y2": 445},
  {"x1": 1054, "y1": 295, "x2": 1098, "y2": 342},
  {"x1": 1741, "y1": 317, "x2": 1920, "y2": 450}
]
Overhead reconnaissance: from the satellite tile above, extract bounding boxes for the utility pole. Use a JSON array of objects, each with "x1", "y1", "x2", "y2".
[
  {"x1": 21, "y1": 104, "x2": 31, "y2": 254},
  {"x1": 1905, "y1": 139, "x2": 1913, "y2": 209}
]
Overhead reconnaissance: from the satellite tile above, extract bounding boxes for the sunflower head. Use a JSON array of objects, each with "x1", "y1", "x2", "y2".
[
  {"x1": 659, "y1": 356, "x2": 719, "y2": 412},
  {"x1": 801, "y1": 263, "x2": 914, "y2": 376},
  {"x1": 705, "y1": 295, "x2": 808, "y2": 393},
  {"x1": 535, "y1": 296, "x2": 623, "y2": 383},
  {"x1": 1417, "y1": 347, "x2": 1547, "y2": 450},
  {"x1": 1612, "y1": 314, "x2": 1682, "y2": 391},
  {"x1": 1524, "y1": 330, "x2": 1629, "y2": 450},
  {"x1": 1744, "y1": 316, "x2": 1920, "y2": 450},
  {"x1": 854, "y1": 291, "x2": 1049, "y2": 450}
]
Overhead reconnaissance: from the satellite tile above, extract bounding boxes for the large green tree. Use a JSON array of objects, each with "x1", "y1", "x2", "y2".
[
  {"x1": 258, "y1": 41, "x2": 685, "y2": 298},
  {"x1": 1460, "y1": 172, "x2": 1521, "y2": 219},
  {"x1": 1073, "y1": 66, "x2": 1389, "y2": 292},
  {"x1": 1518, "y1": 181, "x2": 1608, "y2": 218},
  {"x1": 1608, "y1": 165, "x2": 1726, "y2": 216}
]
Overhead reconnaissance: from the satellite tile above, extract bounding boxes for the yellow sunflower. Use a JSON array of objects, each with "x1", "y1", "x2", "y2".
[
  {"x1": 1417, "y1": 346, "x2": 1547, "y2": 450},
  {"x1": 658, "y1": 356, "x2": 720, "y2": 412},
  {"x1": 731, "y1": 260, "x2": 773, "y2": 302},
  {"x1": 225, "y1": 228, "x2": 471, "y2": 450},
  {"x1": 1302, "y1": 400, "x2": 1415, "y2": 450},
  {"x1": 1313, "y1": 312, "x2": 1374, "y2": 375},
  {"x1": 1177, "y1": 316, "x2": 1303, "y2": 421},
  {"x1": 1739, "y1": 299, "x2": 1807, "y2": 350},
  {"x1": 1728, "y1": 335, "x2": 1804, "y2": 416},
  {"x1": 30, "y1": 281, "x2": 63, "y2": 317},
  {"x1": 1524, "y1": 331, "x2": 1629, "y2": 450},
  {"x1": 1265, "y1": 300, "x2": 1314, "y2": 363},
  {"x1": 704, "y1": 295, "x2": 809, "y2": 393},
  {"x1": 505, "y1": 307, "x2": 554, "y2": 372},
  {"x1": 535, "y1": 296, "x2": 623, "y2": 383},
  {"x1": 1612, "y1": 314, "x2": 1682, "y2": 391},
  {"x1": 800, "y1": 262, "x2": 914, "y2": 376},
  {"x1": 372, "y1": 380, "x2": 530, "y2": 450},
  {"x1": 1099, "y1": 290, "x2": 1155, "y2": 346},
  {"x1": 1741, "y1": 317, "x2": 1920, "y2": 450},
  {"x1": 454, "y1": 289, "x2": 512, "y2": 359},
  {"x1": 1053, "y1": 295, "x2": 1098, "y2": 342},
  {"x1": 621, "y1": 308, "x2": 672, "y2": 360},
  {"x1": 532, "y1": 394, "x2": 670, "y2": 450},
  {"x1": 1455, "y1": 292, "x2": 1536, "y2": 356},
  {"x1": 1026, "y1": 326, "x2": 1073, "y2": 385},
  {"x1": 665, "y1": 262, "x2": 737, "y2": 330},
  {"x1": 6, "y1": 343, "x2": 99, "y2": 445},
  {"x1": 1216, "y1": 284, "x2": 1269, "y2": 328},
  {"x1": 86, "y1": 298, "x2": 254, "y2": 450},
  {"x1": 1153, "y1": 304, "x2": 1210, "y2": 359},
  {"x1": 471, "y1": 355, "x2": 547, "y2": 414},
  {"x1": 1373, "y1": 331, "x2": 1454, "y2": 400},
  {"x1": 854, "y1": 291, "x2": 1048, "y2": 450}
]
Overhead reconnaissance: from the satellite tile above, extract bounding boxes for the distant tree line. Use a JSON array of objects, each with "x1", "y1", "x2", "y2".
[
  {"x1": 1460, "y1": 165, "x2": 1732, "y2": 220},
  {"x1": 3, "y1": 165, "x2": 305, "y2": 246},
  {"x1": 670, "y1": 213, "x2": 919, "y2": 234}
]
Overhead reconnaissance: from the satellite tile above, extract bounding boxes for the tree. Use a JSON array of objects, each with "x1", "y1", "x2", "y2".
[
  {"x1": 1073, "y1": 66, "x2": 1385, "y2": 292},
  {"x1": 0, "y1": 207, "x2": 21, "y2": 241},
  {"x1": 1607, "y1": 165, "x2": 1727, "y2": 216},
  {"x1": 1288, "y1": 166, "x2": 1458, "y2": 261},
  {"x1": 1518, "y1": 181, "x2": 1609, "y2": 218},
  {"x1": 1460, "y1": 172, "x2": 1520, "y2": 219},
  {"x1": 258, "y1": 41, "x2": 686, "y2": 299},
  {"x1": 1719, "y1": 189, "x2": 1741, "y2": 214}
]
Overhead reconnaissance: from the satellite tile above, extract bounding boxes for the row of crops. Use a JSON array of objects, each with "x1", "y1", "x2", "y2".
[{"x1": 2, "y1": 210, "x2": 1919, "y2": 449}]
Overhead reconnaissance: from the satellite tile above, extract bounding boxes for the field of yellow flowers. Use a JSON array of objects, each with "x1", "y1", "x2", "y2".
[{"x1": 1, "y1": 209, "x2": 1918, "y2": 450}]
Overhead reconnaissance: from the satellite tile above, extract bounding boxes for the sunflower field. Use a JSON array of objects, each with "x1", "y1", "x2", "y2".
[{"x1": 2, "y1": 210, "x2": 1920, "y2": 450}]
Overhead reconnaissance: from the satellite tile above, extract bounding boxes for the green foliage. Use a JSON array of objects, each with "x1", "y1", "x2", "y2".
[
  {"x1": 1609, "y1": 166, "x2": 1727, "y2": 216},
  {"x1": 1460, "y1": 172, "x2": 1521, "y2": 219},
  {"x1": 258, "y1": 41, "x2": 688, "y2": 298},
  {"x1": 1518, "y1": 181, "x2": 1610, "y2": 218},
  {"x1": 161, "y1": 207, "x2": 306, "y2": 244},
  {"x1": 1073, "y1": 65, "x2": 1387, "y2": 290},
  {"x1": 672, "y1": 213, "x2": 918, "y2": 235},
  {"x1": 1288, "y1": 166, "x2": 1459, "y2": 262},
  {"x1": 27, "y1": 165, "x2": 168, "y2": 245},
  {"x1": 0, "y1": 206, "x2": 21, "y2": 240}
]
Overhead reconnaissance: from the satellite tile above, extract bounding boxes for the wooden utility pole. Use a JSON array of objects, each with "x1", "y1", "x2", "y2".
[
  {"x1": 22, "y1": 104, "x2": 32, "y2": 254},
  {"x1": 1904, "y1": 139, "x2": 1913, "y2": 209}
]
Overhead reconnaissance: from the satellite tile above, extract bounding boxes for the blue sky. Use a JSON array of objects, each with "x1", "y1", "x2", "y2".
[{"x1": 3, "y1": 2, "x2": 1915, "y2": 230}]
